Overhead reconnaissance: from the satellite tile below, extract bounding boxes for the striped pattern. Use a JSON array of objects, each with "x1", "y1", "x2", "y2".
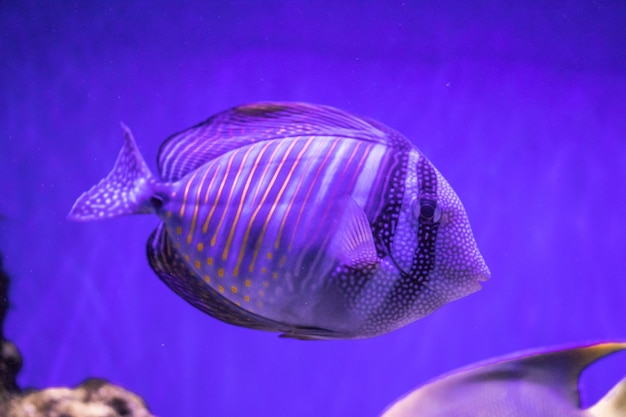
[
  {"x1": 156, "y1": 102, "x2": 404, "y2": 182},
  {"x1": 147, "y1": 223, "x2": 305, "y2": 333},
  {"x1": 370, "y1": 155, "x2": 442, "y2": 328},
  {"x1": 166, "y1": 133, "x2": 392, "y2": 321},
  {"x1": 70, "y1": 101, "x2": 490, "y2": 339}
]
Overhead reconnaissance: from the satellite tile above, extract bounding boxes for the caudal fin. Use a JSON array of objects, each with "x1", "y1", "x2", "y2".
[
  {"x1": 68, "y1": 123, "x2": 155, "y2": 221},
  {"x1": 589, "y1": 376, "x2": 626, "y2": 417}
]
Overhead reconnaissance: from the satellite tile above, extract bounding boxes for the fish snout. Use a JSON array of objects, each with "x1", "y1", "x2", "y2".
[{"x1": 474, "y1": 253, "x2": 491, "y2": 283}]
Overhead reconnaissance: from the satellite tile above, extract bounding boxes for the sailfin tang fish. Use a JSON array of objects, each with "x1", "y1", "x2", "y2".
[
  {"x1": 380, "y1": 342, "x2": 626, "y2": 416},
  {"x1": 69, "y1": 102, "x2": 490, "y2": 339}
]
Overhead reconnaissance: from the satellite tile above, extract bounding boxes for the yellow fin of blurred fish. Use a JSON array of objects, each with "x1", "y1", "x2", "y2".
[{"x1": 381, "y1": 342, "x2": 626, "y2": 417}]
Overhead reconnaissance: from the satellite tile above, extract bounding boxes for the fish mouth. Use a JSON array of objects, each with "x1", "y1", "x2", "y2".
[
  {"x1": 477, "y1": 270, "x2": 490, "y2": 282},
  {"x1": 466, "y1": 264, "x2": 490, "y2": 294},
  {"x1": 465, "y1": 269, "x2": 490, "y2": 295},
  {"x1": 472, "y1": 254, "x2": 491, "y2": 282}
]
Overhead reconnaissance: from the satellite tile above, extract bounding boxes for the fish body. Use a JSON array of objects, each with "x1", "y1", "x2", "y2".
[
  {"x1": 380, "y1": 342, "x2": 626, "y2": 417},
  {"x1": 69, "y1": 102, "x2": 489, "y2": 339}
]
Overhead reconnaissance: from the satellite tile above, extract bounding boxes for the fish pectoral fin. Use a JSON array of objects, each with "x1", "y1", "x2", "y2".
[{"x1": 329, "y1": 196, "x2": 380, "y2": 270}]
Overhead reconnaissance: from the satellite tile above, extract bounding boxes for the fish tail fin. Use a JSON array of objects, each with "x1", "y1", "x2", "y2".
[
  {"x1": 589, "y1": 375, "x2": 626, "y2": 417},
  {"x1": 68, "y1": 123, "x2": 156, "y2": 221}
]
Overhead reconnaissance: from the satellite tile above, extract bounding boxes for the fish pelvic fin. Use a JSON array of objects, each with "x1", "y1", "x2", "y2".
[
  {"x1": 68, "y1": 123, "x2": 156, "y2": 221},
  {"x1": 589, "y1": 373, "x2": 626, "y2": 416}
]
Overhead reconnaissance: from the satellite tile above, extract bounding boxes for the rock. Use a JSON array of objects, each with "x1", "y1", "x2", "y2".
[
  {"x1": 0, "y1": 339, "x2": 21, "y2": 402},
  {"x1": 0, "y1": 252, "x2": 22, "y2": 400},
  {"x1": 3, "y1": 378, "x2": 155, "y2": 417},
  {"x1": 0, "y1": 253, "x2": 155, "y2": 416},
  {"x1": 0, "y1": 251, "x2": 10, "y2": 334}
]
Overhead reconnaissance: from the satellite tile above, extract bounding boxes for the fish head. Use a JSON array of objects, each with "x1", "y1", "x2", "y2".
[{"x1": 405, "y1": 155, "x2": 490, "y2": 303}]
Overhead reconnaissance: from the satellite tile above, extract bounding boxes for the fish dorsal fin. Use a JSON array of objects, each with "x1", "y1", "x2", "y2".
[
  {"x1": 380, "y1": 343, "x2": 626, "y2": 417},
  {"x1": 329, "y1": 196, "x2": 379, "y2": 269},
  {"x1": 157, "y1": 102, "x2": 405, "y2": 181},
  {"x1": 589, "y1": 374, "x2": 626, "y2": 416},
  {"x1": 460, "y1": 342, "x2": 626, "y2": 408}
]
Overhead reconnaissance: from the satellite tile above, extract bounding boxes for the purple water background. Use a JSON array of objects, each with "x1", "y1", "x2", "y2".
[{"x1": 1, "y1": 1, "x2": 625, "y2": 416}]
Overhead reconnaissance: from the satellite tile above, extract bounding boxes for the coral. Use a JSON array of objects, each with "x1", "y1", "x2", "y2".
[
  {"x1": 0, "y1": 339, "x2": 21, "y2": 402},
  {"x1": 4, "y1": 378, "x2": 155, "y2": 417},
  {"x1": 0, "y1": 253, "x2": 21, "y2": 401},
  {"x1": 0, "y1": 252, "x2": 155, "y2": 416}
]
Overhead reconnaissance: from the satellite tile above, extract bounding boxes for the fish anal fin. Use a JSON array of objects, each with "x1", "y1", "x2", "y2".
[
  {"x1": 146, "y1": 224, "x2": 289, "y2": 333},
  {"x1": 279, "y1": 326, "x2": 345, "y2": 341},
  {"x1": 329, "y1": 196, "x2": 379, "y2": 270}
]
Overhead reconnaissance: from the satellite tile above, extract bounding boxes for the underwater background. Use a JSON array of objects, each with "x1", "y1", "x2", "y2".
[{"x1": 1, "y1": 0, "x2": 625, "y2": 416}]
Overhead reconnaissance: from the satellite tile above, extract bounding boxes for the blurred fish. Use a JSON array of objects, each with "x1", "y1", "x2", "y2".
[
  {"x1": 381, "y1": 342, "x2": 626, "y2": 416},
  {"x1": 68, "y1": 102, "x2": 489, "y2": 339}
]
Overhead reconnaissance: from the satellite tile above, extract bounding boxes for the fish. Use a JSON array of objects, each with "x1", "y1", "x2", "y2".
[
  {"x1": 68, "y1": 102, "x2": 490, "y2": 340},
  {"x1": 380, "y1": 342, "x2": 626, "y2": 416}
]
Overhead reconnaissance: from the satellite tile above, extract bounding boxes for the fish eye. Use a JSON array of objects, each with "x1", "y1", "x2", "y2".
[{"x1": 416, "y1": 198, "x2": 441, "y2": 224}]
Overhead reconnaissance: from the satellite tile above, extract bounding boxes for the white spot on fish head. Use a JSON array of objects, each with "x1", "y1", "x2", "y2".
[{"x1": 431, "y1": 173, "x2": 490, "y2": 302}]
